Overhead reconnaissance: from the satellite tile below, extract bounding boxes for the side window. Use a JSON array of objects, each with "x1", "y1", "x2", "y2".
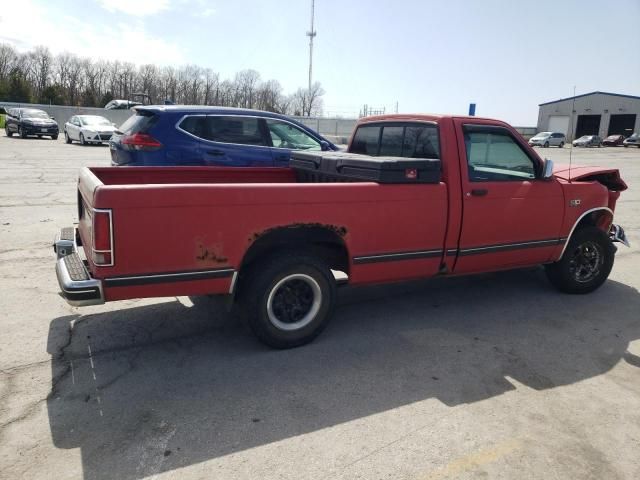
[
  {"x1": 203, "y1": 116, "x2": 267, "y2": 146},
  {"x1": 179, "y1": 116, "x2": 207, "y2": 138},
  {"x1": 464, "y1": 128, "x2": 536, "y2": 182},
  {"x1": 266, "y1": 119, "x2": 321, "y2": 150},
  {"x1": 350, "y1": 125, "x2": 381, "y2": 155}
]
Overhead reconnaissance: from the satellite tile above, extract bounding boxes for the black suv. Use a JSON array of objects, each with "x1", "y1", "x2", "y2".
[{"x1": 5, "y1": 108, "x2": 59, "y2": 139}]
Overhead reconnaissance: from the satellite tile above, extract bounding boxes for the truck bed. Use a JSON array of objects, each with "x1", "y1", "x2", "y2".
[{"x1": 78, "y1": 166, "x2": 450, "y2": 302}]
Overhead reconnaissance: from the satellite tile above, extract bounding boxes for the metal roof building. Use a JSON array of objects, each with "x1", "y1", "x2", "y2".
[{"x1": 537, "y1": 91, "x2": 640, "y2": 140}]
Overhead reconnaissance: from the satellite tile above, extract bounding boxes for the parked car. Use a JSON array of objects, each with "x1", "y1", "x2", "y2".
[
  {"x1": 64, "y1": 115, "x2": 117, "y2": 145},
  {"x1": 4, "y1": 108, "x2": 58, "y2": 139},
  {"x1": 623, "y1": 133, "x2": 640, "y2": 148},
  {"x1": 602, "y1": 134, "x2": 625, "y2": 147},
  {"x1": 54, "y1": 114, "x2": 628, "y2": 348},
  {"x1": 109, "y1": 106, "x2": 338, "y2": 167},
  {"x1": 573, "y1": 135, "x2": 602, "y2": 147},
  {"x1": 104, "y1": 99, "x2": 142, "y2": 110},
  {"x1": 528, "y1": 131, "x2": 565, "y2": 148}
]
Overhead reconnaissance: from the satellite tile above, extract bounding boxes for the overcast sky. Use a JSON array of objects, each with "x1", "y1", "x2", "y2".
[{"x1": 1, "y1": 0, "x2": 639, "y2": 125}]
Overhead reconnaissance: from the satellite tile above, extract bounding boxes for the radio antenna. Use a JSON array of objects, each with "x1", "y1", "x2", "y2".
[{"x1": 568, "y1": 86, "x2": 576, "y2": 182}]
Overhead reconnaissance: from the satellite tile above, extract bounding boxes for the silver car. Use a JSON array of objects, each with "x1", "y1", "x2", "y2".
[
  {"x1": 623, "y1": 133, "x2": 640, "y2": 148},
  {"x1": 572, "y1": 135, "x2": 602, "y2": 147},
  {"x1": 528, "y1": 131, "x2": 565, "y2": 148},
  {"x1": 64, "y1": 115, "x2": 117, "y2": 145}
]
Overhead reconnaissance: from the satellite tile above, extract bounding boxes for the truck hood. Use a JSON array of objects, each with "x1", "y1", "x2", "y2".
[{"x1": 553, "y1": 164, "x2": 627, "y2": 191}]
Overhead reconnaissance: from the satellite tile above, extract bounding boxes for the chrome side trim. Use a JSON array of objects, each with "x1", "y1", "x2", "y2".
[
  {"x1": 558, "y1": 207, "x2": 614, "y2": 259},
  {"x1": 228, "y1": 271, "x2": 239, "y2": 294},
  {"x1": 353, "y1": 249, "x2": 442, "y2": 264},
  {"x1": 104, "y1": 268, "x2": 236, "y2": 287}
]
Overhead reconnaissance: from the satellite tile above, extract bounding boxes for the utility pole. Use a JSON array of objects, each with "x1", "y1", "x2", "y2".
[{"x1": 306, "y1": 0, "x2": 317, "y2": 93}]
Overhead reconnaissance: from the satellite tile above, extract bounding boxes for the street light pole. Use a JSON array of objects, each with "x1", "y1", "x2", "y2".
[{"x1": 306, "y1": 0, "x2": 316, "y2": 93}]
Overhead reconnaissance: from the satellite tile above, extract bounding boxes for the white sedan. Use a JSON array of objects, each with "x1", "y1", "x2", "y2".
[{"x1": 64, "y1": 115, "x2": 117, "y2": 145}]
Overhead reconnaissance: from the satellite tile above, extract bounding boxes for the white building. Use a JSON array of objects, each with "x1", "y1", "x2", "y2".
[{"x1": 537, "y1": 91, "x2": 640, "y2": 140}]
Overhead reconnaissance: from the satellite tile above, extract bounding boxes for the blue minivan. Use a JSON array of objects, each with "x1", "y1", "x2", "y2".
[{"x1": 109, "y1": 106, "x2": 338, "y2": 166}]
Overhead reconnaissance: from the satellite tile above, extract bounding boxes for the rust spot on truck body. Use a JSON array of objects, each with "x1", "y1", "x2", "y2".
[
  {"x1": 248, "y1": 223, "x2": 348, "y2": 244},
  {"x1": 196, "y1": 241, "x2": 228, "y2": 264}
]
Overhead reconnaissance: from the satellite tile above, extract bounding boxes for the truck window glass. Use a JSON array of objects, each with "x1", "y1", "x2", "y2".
[
  {"x1": 203, "y1": 116, "x2": 267, "y2": 146},
  {"x1": 379, "y1": 126, "x2": 404, "y2": 156},
  {"x1": 403, "y1": 126, "x2": 439, "y2": 159},
  {"x1": 350, "y1": 125, "x2": 381, "y2": 155},
  {"x1": 464, "y1": 131, "x2": 535, "y2": 181}
]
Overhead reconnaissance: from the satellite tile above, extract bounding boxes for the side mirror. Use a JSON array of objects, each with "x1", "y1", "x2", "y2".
[
  {"x1": 542, "y1": 158, "x2": 554, "y2": 180},
  {"x1": 112, "y1": 122, "x2": 116, "y2": 127},
  {"x1": 50, "y1": 116, "x2": 55, "y2": 120},
  {"x1": 320, "y1": 141, "x2": 330, "y2": 151}
]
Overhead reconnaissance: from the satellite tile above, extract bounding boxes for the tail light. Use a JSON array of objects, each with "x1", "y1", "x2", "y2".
[
  {"x1": 92, "y1": 209, "x2": 113, "y2": 266},
  {"x1": 121, "y1": 133, "x2": 162, "y2": 151}
]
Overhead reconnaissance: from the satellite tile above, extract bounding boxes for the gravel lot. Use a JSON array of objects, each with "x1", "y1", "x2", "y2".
[{"x1": 1, "y1": 135, "x2": 639, "y2": 480}]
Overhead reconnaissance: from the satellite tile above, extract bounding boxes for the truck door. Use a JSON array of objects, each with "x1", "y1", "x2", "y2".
[{"x1": 452, "y1": 121, "x2": 564, "y2": 274}]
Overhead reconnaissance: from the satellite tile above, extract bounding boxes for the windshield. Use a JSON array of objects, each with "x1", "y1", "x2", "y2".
[
  {"x1": 535, "y1": 132, "x2": 551, "y2": 138},
  {"x1": 629, "y1": 134, "x2": 639, "y2": 139},
  {"x1": 23, "y1": 110, "x2": 50, "y2": 119},
  {"x1": 578, "y1": 136, "x2": 591, "y2": 140},
  {"x1": 80, "y1": 116, "x2": 111, "y2": 126}
]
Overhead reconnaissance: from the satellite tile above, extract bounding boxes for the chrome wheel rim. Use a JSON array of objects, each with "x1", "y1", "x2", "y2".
[
  {"x1": 267, "y1": 274, "x2": 322, "y2": 331},
  {"x1": 569, "y1": 241, "x2": 603, "y2": 283}
]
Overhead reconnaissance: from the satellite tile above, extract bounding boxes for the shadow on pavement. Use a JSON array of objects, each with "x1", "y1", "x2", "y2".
[{"x1": 46, "y1": 268, "x2": 640, "y2": 480}]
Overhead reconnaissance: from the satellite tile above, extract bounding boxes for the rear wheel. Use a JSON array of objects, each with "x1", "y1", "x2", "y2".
[
  {"x1": 51, "y1": 134, "x2": 58, "y2": 140},
  {"x1": 545, "y1": 227, "x2": 615, "y2": 294},
  {"x1": 237, "y1": 253, "x2": 336, "y2": 348}
]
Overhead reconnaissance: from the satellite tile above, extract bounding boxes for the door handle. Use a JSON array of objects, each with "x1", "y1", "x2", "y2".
[
  {"x1": 206, "y1": 150, "x2": 224, "y2": 156},
  {"x1": 470, "y1": 188, "x2": 488, "y2": 197}
]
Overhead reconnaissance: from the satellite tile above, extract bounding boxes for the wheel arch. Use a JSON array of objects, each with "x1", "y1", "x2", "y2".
[
  {"x1": 239, "y1": 224, "x2": 350, "y2": 279},
  {"x1": 558, "y1": 207, "x2": 613, "y2": 259}
]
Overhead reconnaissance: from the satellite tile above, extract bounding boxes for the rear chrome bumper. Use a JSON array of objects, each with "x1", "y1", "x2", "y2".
[{"x1": 54, "y1": 227, "x2": 105, "y2": 306}]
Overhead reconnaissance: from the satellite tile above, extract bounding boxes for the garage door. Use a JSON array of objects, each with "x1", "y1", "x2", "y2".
[{"x1": 548, "y1": 115, "x2": 570, "y2": 135}]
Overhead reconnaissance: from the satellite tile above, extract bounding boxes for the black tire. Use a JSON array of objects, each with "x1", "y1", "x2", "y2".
[
  {"x1": 80, "y1": 133, "x2": 86, "y2": 145},
  {"x1": 545, "y1": 226, "x2": 615, "y2": 294},
  {"x1": 19, "y1": 126, "x2": 26, "y2": 138},
  {"x1": 65, "y1": 131, "x2": 72, "y2": 144},
  {"x1": 5, "y1": 126, "x2": 12, "y2": 137},
  {"x1": 559, "y1": 142, "x2": 564, "y2": 148},
  {"x1": 543, "y1": 141, "x2": 549, "y2": 148},
  {"x1": 51, "y1": 134, "x2": 58, "y2": 140},
  {"x1": 237, "y1": 253, "x2": 336, "y2": 348}
]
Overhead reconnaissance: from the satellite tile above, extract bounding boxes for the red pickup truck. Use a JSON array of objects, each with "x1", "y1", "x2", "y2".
[{"x1": 54, "y1": 114, "x2": 629, "y2": 348}]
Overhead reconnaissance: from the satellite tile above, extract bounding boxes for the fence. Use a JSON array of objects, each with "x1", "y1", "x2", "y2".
[
  {"x1": 0, "y1": 101, "x2": 536, "y2": 143},
  {"x1": 0, "y1": 101, "x2": 357, "y2": 143}
]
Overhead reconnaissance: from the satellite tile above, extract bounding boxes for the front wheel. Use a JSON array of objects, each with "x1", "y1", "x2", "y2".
[
  {"x1": 79, "y1": 133, "x2": 86, "y2": 145},
  {"x1": 543, "y1": 141, "x2": 549, "y2": 148},
  {"x1": 545, "y1": 226, "x2": 615, "y2": 294},
  {"x1": 5, "y1": 126, "x2": 12, "y2": 137},
  {"x1": 65, "y1": 131, "x2": 72, "y2": 144},
  {"x1": 238, "y1": 253, "x2": 336, "y2": 348},
  {"x1": 19, "y1": 126, "x2": 26, "y2": 138},
  {"x1": 559, "y1": 142, "x2": 564, "y2": 148}
]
